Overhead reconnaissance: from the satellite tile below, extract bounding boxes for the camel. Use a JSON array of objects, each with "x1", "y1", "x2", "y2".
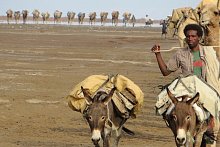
[
  {"x1": 22, "y1": 10, "x2": 28, "y2": 24},
  {"x1": 167, "y1": 7, "x2": 193, "y2": 37},
  {"x1": 14, "y1": 11, "x2": 21, "y2": 24},
  {"x1": 122, "y1": 12, "x2": 131, "y2": 27},
  {"x1": 166, "y1": 7, "x2": 200, "y2": 47},
  {"x1": 100, "y1": 12, "x2": 108, "y2": 26},
  {"x1": 177, "y1": 8, "x2": 200, "y2": 47},
  {"x1": 6, "y1": 9, "x2": 13, "y2": 24},
  {"x1": 167, "y1": 2, "x2": 220, "y2": 50},
  {"x1": 67, "y1": 11, "x2": 75, "y2": 24},
  {"x1": 88, "y1": 12, "x2": 96, "y2": 25},
  {"x1": 77, "y1": 12, "x2": 85, "y2": 24},
  {"x1": 41, "y1": 12, "x2": 50, "y2": 24},
  {"x1": 199, "y1": 3, "x2": 220, "y2": 61},
  {"x1": 54, "y1": 10, "x2": 62, "y2": 24},
  {"x1": 32, "y1": 9, "x2": 40, "y2": 24},
  {"x1": 111, "y1": 11, "x2": 119, "y2": 26},
  {"x1": 197, "y1": 0, "x2": 220, "y2": 9}
]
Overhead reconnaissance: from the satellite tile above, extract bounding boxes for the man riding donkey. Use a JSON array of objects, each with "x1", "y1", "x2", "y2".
[{"x1": 152, "y1": 24, "x2": 220, "y2": 146}]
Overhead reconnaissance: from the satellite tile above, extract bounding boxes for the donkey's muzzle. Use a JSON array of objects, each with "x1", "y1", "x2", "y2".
[
  {"x1": 92, "y1": 138, "x2": 100, "y2": 145},
  {"x1": 176, "y1": 137, "x2": 186, "y2": 145},
  {"x1": 91, "y1": 129, "x2": 101, "y2": 145}
]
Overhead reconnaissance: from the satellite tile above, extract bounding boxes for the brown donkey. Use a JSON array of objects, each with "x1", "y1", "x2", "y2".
[
  {"x1": 166, "y1": 88, "x2": 208, "y2": 147},
  {"x1": 81, "y1": 86, "x2": 134, "y2": 147}
]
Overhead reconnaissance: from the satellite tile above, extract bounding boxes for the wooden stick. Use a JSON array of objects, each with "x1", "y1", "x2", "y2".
[
  {"x1": 151, "y1": 47, "x2": 183, "y2": 53},
  {"x1": 152, "y1": 46, "x2": 220, "y2": 53}
]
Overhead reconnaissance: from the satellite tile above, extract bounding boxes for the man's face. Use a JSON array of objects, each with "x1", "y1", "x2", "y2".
[{"x1": 185, "y1": 30, "x2": 200, "y2": 49}]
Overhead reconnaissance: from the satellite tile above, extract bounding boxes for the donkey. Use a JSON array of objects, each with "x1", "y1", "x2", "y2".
[
  {"x1": 81, "y1": 86, "x2": 134, "y2": 147},
  {"x1": 166, "y1": 88, "x2": 208, "y2": 147}
]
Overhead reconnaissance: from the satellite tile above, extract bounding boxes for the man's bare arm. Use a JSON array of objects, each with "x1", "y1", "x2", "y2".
[{"x1": 151, "y1": 45, "x2": 171, "y2": 76}]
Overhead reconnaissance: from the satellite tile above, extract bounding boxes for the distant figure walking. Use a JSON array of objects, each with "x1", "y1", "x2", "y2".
[
  {"x1": 160, "y1": 20, "x2": 167, "y2": 38},
  {"x1": 131, "y1": 15, "x2": 136, "y2": 27},
  {"x1": 145, "y1": 15, "x2": 149, "y2": 26}
]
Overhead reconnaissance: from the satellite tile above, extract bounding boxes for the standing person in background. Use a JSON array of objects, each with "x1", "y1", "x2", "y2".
[
  {"x1": 131, "y1": 15, "x2": 136, "y2": 27},
  {"x1": 160, "y1": 19, "x2": 167, "y2": 39}
]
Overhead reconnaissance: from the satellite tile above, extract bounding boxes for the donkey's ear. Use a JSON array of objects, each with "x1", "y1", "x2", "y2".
[
  {"x1": 103, "y1": 87, "x2": 116, "y2": 105},
  {"x1": 81, "y1": 86, "x2": 93, "y2": 105},
  {"x1": 166, "y1": 87, "x2": 178, "y2": 104},
  {"x1": 187, "y1": 92, "x2": 199, "y2": 105}
]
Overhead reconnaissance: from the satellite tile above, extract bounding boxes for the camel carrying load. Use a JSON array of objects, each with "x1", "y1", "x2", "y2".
[
  {"x1": 66, "y1": 74, "x2": 144, "y2": 119},
  {"x1": 167, "y1": 0, "x2": 220, "y2": 53}
]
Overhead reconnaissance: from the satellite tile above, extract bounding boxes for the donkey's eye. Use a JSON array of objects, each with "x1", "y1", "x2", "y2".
[
  {"x1": 172, "y1": 115, "x2": 177, "y2": 121},
  {"x1": 101, "y1": 116, "x2": 106, "y2": 120},
  {"x1": 88, "y1": 116, "x2": 92, "y2": 121},
  {"x1": 186, "y1": 116, "x2": 191, "y2": 120}
]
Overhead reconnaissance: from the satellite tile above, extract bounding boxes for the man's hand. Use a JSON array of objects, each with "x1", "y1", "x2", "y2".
[{"x1": 151, "y1": 44, "x2": 160, "y2": 53}]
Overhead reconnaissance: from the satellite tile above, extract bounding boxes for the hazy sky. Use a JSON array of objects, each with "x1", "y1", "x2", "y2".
[{"x1": 0, "y1": 0, "x2": 202, "y2": 19}]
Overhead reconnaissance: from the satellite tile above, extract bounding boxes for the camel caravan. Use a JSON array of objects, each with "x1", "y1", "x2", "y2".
[{"x1": 4, "y1": 9, "x2": 139, "y2": 27}]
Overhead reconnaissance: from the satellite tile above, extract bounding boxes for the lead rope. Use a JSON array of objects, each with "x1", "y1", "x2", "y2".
[
  {"x1": 93, "y1": 74, "x2": 113, "y2": 96},
  {"x1": 105, "y1": 74, "x2": 118, "y2": 130},
  {"x1": 105, "y1": 104, "x2": 116, "y2": 130},
  {"x1": 173, "y1": 76, "x2": 194, "y2": 93},
  {"x1": 186, "y1": 131, "x2": 195, "y2": 144}
]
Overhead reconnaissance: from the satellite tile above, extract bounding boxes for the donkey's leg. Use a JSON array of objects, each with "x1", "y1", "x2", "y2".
[
  {"x1": 194, "y1": 132, "x2": 206, "y2": 147},
  {"x1": 103, "y1": 134, "x2": 111, "y2": 147},
  {"x1": 209, "y1": 118, "x2": 220, "y2": 147},
  {"x1": 112, "y1": 127, "x2": 122, "y2": 147},
  {"x1": 103, "y1": 128, "x2": 111, "y2": 147}
]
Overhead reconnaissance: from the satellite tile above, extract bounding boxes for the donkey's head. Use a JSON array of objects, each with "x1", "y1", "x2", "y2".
[
  {"x1": 81, "y1": 86, "x2": 116, "y2": 146},
  {"x1": 167, "y1": 88, "x2": 199, "y2": 146}
]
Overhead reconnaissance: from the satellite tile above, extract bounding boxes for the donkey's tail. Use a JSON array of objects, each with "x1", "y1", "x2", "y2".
[{"x1": 122, "y1": 126, "x2": 135, "y2": 136}]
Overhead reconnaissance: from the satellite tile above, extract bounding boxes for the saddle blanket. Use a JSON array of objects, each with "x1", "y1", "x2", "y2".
[{"x1": 155, "y1": 75, "x2": 220, "y2": 119}]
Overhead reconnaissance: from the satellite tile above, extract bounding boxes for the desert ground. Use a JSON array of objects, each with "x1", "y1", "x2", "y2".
[{"x1": 0, "y1": 23, "x2": 219, "y2": 147}]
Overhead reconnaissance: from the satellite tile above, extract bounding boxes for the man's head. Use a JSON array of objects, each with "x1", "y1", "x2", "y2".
[
  {"x1": 184, "y1": 24, "x2": 203, "y2": 37},
  {"x1": 184, "y1": 24, "x2": 203, "y2": 49}
]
